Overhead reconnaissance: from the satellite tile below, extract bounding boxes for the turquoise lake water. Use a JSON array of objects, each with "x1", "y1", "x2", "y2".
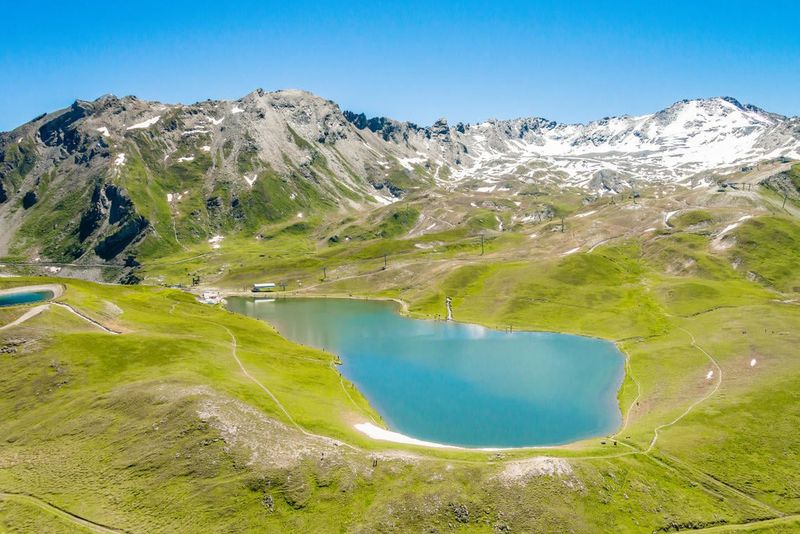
[
  {"x1": 227, "y1": 297, "x2": 625, "y2": 448},
  {"x1": 0, "y1": 290, "x2": 53, "y2": 308}
]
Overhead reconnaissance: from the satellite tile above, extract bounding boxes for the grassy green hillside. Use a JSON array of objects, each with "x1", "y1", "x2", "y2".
[{"x1": 2, "y1": 176, "x2": 800, "y2": 532}]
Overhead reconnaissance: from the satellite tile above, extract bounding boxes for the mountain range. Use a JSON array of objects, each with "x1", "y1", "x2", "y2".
[{"x1": 1, "y1": 89, "x2": 798, "y2": 270}]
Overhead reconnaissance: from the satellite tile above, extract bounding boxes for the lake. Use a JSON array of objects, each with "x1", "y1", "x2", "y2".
[
  {"x1": 226, "y1": 297, "x2": 625, "y2": 448},
  {"x1": 0, "y1": 290, "x2": 54, "y2": 308}
]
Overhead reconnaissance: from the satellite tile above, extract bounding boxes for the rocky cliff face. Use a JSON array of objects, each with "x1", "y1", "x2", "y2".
[{"x1": 0, "y1": 89, "x2": 798, "y2": 268}]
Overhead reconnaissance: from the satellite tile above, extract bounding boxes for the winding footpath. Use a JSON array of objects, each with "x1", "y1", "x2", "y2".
[
  {"x1": 645, "y1": 326, "x2": 723, "y2": 453},
  {"x1": 207, "y1": 321, "x2": 360, "y2": 451},
  {"x1": 0, "y1": 305, "x2": 49, "y2": 331},
  {"x1": 0, "y1": 492, "x2": 126, "y2": 534},
  {"x1": 51, "y1": 302, "x2": 121, "y2": 334}
]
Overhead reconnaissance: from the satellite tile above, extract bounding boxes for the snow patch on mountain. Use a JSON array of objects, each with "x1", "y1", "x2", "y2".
[
  {"x1": 126, "y1": 115, "x2": 161, "y2": 130},
  {"x1": 367, "y1": 97, "x2": 800, "y2": 188}
]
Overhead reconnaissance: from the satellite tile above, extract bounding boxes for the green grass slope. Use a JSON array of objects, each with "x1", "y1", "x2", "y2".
[{"x1": 2, "y1": 188, "x2": 800, "y2": 531}]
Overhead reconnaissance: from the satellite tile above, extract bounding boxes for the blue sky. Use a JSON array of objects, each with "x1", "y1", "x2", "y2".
[{"x1": 1, "y1": 0, "x2": 798, "y2": 131}]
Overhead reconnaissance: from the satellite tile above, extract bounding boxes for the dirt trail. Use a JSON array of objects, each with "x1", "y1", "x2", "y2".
[
  {"x1": 208, "y1": 321, "x2": 359, "y2": 451},
  {"x1": 645, "y1": 326, "x2": 722, "y2": 453},
  {"x1": 679, "y1": 514, "x2": 800, "y2": 532},
  {"x1": 52, "y1": 302, "x2": 121, "y2": 334},
  {"x1": 0, "y1": 492, "x2": 126, "y2": 533},
  {"x1": 0, "y1": 305, "x2": 49, "y2": 331}
]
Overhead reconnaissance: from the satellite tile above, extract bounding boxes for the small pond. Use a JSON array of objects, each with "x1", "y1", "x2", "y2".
[{"x1": 0, "y1": 290, "x2": 54, "y2": 308}]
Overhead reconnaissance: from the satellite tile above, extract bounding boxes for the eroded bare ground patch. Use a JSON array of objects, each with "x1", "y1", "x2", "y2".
[{"x1": 493, "y1": 456, "x2": 579, "y2": 488}]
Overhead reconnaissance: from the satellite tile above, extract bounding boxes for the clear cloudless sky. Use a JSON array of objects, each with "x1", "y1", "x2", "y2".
[{"x1": 1, "y1": 0, "x2": 799, "y2": 131}]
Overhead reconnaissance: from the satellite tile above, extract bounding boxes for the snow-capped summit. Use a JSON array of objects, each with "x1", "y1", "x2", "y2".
[{"x1": 346, "y1": 96, "x2": 800, "y2": 188}]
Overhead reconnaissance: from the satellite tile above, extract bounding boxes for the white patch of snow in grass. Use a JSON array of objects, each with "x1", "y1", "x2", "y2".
[
  {"x1": 575, "y1": 210, "x2": 597, "y2": 218},
  {"x1": 167, "y1": 193, "x2": 174, "y2": 203},
  {"x1": 208, "y1": 117, "x2": 224, "y2": 125},
  {"x1": 476, "y1": 185, "x2": 496, "y2": 193},
  {"x1": 562, "y1": 247, "x2": 580, "y2": 256},
  {"x1": 750, "y1": 358, "x2": 757, "y2": 367},
  {"x1": 182, "y1": 129, "x2": 209, "y2": 136},
  {"x1": 208, "y1": 235, "x2": 224, "y2": 249},
  {"x1": 126, "y1": 116, "x2": 161, "y2": 130},
  {"x1": 397, "y1": 155, "x2": 426, "y2": 171},
  {"x1": 114, "y1": 153, "x2": 126, "y2": 166},
  {"x1": 354, "y1": 423, "x2": 523, "y2": 452},
  {"x1": 706, "y1": 370, "x2": 714, "y2": 380},
  {"x1": 201, "y1": 145, "x2": 211, "y2": 152},
  {"x1": 354, "y1": 423, "x2": 451, "y2": 448},
  {"x1": 177, "y1": 155, "x2": 195, "y2": 163},
  {"x1": 96, "y1": 127, "x2": 110, "y2": 137},
  {"x1": 231, "y1": 105, "x2": 244, "y2": 114},
  {"x1": 717, "y1": 215, "x2": 753, "y2": 239},
  {"x1": 296, "y1": 212, "x2": 303, "y2": 218},
  {"x1": 244, "y1": 175, "x2": 257, "y2": 187}
]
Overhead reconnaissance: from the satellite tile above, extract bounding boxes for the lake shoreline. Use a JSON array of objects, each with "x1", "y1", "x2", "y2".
[
  {"x1": 0, "y1": 283, "x2": 64, "y2": 299},
  {"x1": 226, "y1": 294, "x2": 627, "y2": 451}
]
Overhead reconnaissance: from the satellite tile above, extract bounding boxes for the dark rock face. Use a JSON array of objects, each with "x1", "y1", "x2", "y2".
[
  {"x1": 0, "y1": 181, "x2": 7, "y2": 204},
  {"x1": 78, "y1": 203, "x2": 103, "y2": 242},
  {"x1": 105, "y1": 184, "x2": 134, "y2": 224},
  {"x1": 342, "y1": 111, "x2": 367, "y2": 129},
  {"x1": 343, "y1": 111, "x2": 420, "y2": 142},
  {"x1": 761, "y1": 171, "x2": 800, "y2": 200},
  {"x1": 118, "y1": 270, "x2": 142, "y2": 285},
  {"x1": 449, "y1": 503, "x2": 469, "y2": 523},
  {"x1": 78, "y1": 184, "x2": 137, "y2": 244},
  {"x1": 371, "y1": 179, "x2": 405, "y2": 198},
  {"x1": 431, "y1": 118, "x2": 450, "y2": 137},
  {"x1": 206, "y1": 196, "x2": 223, "y2": 211},
  {"x1": 37, "y1": 101, "x2": 90, "y2": 154},
  {"x1": 94, "y1": 215, "x2": 149, "y2": 260},
  {"x1": 22, "y1": 190, "x2": 37, "y2": 208},
  {"x1": 78, "y1": 185, "x2": 105, "y2": 242}
]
